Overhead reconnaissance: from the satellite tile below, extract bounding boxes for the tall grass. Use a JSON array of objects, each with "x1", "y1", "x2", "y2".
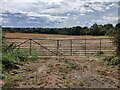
[{"x1": 104, "y1": 56, "x2": 120, "y2": 66}]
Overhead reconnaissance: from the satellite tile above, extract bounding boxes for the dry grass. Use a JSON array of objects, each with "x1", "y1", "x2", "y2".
[{"x1": 7, "y1": 56, "x2": 118, "y2": 88}]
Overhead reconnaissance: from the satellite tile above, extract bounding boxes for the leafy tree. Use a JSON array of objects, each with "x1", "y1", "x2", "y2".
[
  {"x1": 2, "y1": 23, "x2": 116, "y2": 36},
  {"x1": 90, "y1": 23, "x2": 100, "y2": 36}
]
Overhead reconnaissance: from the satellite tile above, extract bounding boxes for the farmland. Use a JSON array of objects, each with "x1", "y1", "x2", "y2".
[
  {"x1": 5, "y1": 33, "x2": 115, "y2": 56},
  {"x1": 5, "y1": 33, "x2": 110, "y2": 39},
  {"x1": 2, "y1": 33, "x2": 119, "y2": 88}
]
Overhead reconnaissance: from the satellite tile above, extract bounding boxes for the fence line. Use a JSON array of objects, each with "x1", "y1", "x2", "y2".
[{"x1": 5, "y1": 38, "x2": 116, "y2": 56}]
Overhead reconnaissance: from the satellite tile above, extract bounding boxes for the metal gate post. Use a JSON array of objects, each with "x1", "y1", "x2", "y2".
[
  {"x1": 29, "y1": 39, "x2": 32, "y2": 55},
  {"x1": 100, "y1": 39, "x2": 101, "y2": 52},
  {"x1": 85, "y1": 39, "x2": 87, "y2": 56},
  {"x1": 57, "y1": 40, "x2": 59, "y2": 56},
  {"x1": 70, "y1": 39, "x2": 73, "y2": 56}
]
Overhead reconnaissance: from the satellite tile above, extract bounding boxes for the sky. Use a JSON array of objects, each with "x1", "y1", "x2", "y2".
[{"x1": 0, "y1": 0, "x2": 119, "y2": 28}]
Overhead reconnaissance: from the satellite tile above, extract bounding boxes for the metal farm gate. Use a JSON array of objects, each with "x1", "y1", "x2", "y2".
[{"x1": 5, "y1": 38, "x2": 116, "y2": 56}]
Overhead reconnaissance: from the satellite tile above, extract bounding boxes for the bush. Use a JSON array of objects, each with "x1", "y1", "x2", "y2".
[
  {"x1": 104, "y1": 56, "x2": 120, "y2": 65},
  {"x1": 2, "y1": 42, "x2": 38, "y2": 70},
  {"x1": 2, "y1": 52, "x2": 19, "y2": 70}
]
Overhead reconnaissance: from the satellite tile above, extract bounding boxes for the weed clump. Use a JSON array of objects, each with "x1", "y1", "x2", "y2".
[
  {"x1": 104, "y1": 56, "x2": 120, "y2": 66},
  {"x1": 96, "y1": 51, "x2": 104, "y2": 56}
]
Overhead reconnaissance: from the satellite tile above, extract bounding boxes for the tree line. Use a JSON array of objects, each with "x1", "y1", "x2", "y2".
[{"x1": 2, "y1": 23, "x2": 118, "y2": 36}]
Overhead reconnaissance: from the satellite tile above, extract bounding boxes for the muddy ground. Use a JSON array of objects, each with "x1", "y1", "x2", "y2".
[{"x1": 5, "y1": 56, "x2": 119, "y2": 88}]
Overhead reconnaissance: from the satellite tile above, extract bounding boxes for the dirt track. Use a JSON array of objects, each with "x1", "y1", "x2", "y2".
[{"x1": 10, "y1": 56, "x2": 119, "y2": 88}]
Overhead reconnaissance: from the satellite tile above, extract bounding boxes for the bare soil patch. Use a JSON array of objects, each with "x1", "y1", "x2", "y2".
[{"x1": 8, "y1": 56, "x2": 119, "y2": 88}]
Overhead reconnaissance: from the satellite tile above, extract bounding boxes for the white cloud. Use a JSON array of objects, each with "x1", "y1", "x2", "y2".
[
  {"x1": 86, "y1": 0, "x2": 118, "y2": 3},
  {"x1": 26, "y1": 13, "x2": 67, "y2": 23},
  {"x1": 77, "y1": 21, "x2": 80, "y2": 24},
  {"x1": 80, "y1": 13, "x2": 85, "y2": 16},
  {"x1": 87, "y1": 9, "x2": 94, "y2": 13},
  {"x1": 106, "y1": 7, "x2": 110, "y2": 10},
  {"x1": 92, "y1": 20, "x2": 103, "y2": 23},
  {"x1": 103, "y1": 16, "x2": 118, "y2": 22},
  {"x1": 91, "y1": 14, "x2": 118, "y2": 26},
  {"x1": 1, "y1": 0, "x2": 118, "y2": 27},
  {"x1": 73, "y1": 17, "x2": 77, "y2": 20},
  {"x1": 67, "y1": 13, "x2": 70, "y2": 16},
  {"x1": 1, "y1": 0, "x2": 37, "y2": 2},
  {"x1": 1, "y1": 0, "x2": 118, "y2": 15}
]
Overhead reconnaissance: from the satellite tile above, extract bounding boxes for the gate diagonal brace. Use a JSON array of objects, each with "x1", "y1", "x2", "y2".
[
  {"x1": 15, "y1": 39, "x2": 30, "y2": 48},
  {"x1": 32, "y1": 40, "x2": 61, "y2": 56}
]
